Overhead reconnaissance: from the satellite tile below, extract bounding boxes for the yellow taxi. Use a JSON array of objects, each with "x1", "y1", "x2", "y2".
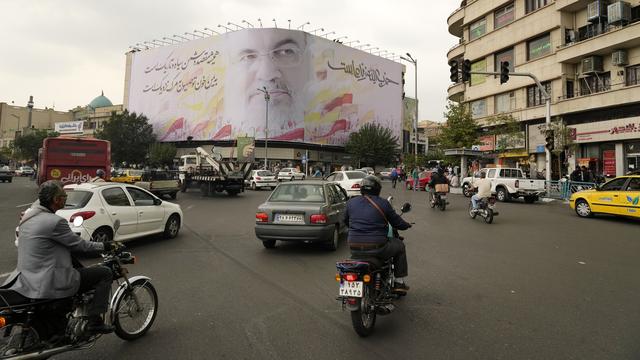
[
  {"x1": 569, "y1": 175, "x2": 640, "y2": 218},
  {"x1": 110, "y1": 169, "x2": 144, "y2": 184}
]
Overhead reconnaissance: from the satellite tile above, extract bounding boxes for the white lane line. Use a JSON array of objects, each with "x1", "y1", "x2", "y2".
[{"x1": 15, "y1": 203, "x2": 32, "y2": 208}]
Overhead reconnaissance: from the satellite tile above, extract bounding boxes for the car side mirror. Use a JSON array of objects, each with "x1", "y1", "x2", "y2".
[
  {"x1": 154, "y1": 198, "x2": 162, "y2": 205},
  {"x1": 400, "y1": 202, "x2": 411, "y2": 213}
]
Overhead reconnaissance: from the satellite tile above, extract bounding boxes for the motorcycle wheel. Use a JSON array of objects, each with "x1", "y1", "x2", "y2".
[
  {"x1": 439, "y1": 199, "x2": 446, "y2": 211},
  {"x1": 113, "y1": 279, "x2": 158, "y2": 341},
  {"x1": 350, "y1": 287, "x2": 376, "y2": 337},
  {"x1": 468, "y1": 203, "x2": 477, "y2": 219},
  {"x1": 484, "y1": 209, "x2": 494, "y2": 224},
  {"x1": 429, "y1": 193, "x2": 436, "y2": 208}
]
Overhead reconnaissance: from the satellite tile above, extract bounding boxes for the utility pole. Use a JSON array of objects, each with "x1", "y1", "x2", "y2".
[
  {"x1": 400, "y1": 53, "x2": 419, "y2": 159},
  {"x1": 257, "y1": 87, "x2": 270, "y2": 170}
]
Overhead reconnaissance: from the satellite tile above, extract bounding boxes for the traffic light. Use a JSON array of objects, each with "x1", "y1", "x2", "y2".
[
  {"x1": 500, "y1": 61, "x2": 510, "y2": 84},
  {"x1": 461, "y1": 59, "x2": 471, "y2": 82},
  {"x1": 449, "y1": 59, "x2": 459, "y2": 83},
  {"x1": 545, "y1": 129, "x2": 555, "y2": 151}
]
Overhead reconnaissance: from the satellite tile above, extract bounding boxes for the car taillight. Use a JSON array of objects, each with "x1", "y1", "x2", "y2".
[
  {"x1": 351, "y1": 183, "x2": 361, "y2": 189},
  {"x1": 310, "y1": 214, "x2": 328, "y2": 224},
  {"x1": 256, "y1": 212, "x2": 269, "y2": 222},
  {"x1": 515, "y1": 180, "x2": 519, "y2": 188},
  {"x1": 255, "y1": 176, "x2": 262, "y2": 180},
  {"x1": 69, "y1": 211, "x2": 96, "y2": 222},
  {"x1": 344, "y1": 273, "x2": 358, "y2": 282}
]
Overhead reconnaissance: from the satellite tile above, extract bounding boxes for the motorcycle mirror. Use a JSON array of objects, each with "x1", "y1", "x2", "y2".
[
  {"x1": 113, "y1": 219, "x2": 121, "y2": 233},
  {"x1": 401, "y1": 202, "x2": 411, "y2": 213},
  {"x1": 72, "y1": 216, "x2": 84, "y2": 228},
  {"x1": 387, "y1": 196, "x2": 394, "y2": 203}
]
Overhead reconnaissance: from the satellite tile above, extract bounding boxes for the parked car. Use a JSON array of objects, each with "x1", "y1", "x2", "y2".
[
  {"x1": 324, "y1": 170, "x2": 367, "y2": 197},
  {"x1": 0, "y1": 166, "x2": 13, "y2": 182},
  {"x1": 135, "y1": 171, "x2": 181, "y2": 199},
  {"x1": 246, "y1": 169, "x2": 279, "y2": 190},
  {"x1": 58, "y1": 182, "x2": 183, "y2": 242},
  {"x1": 255, "y1": 181, "x2": 348, "y2": 250},
  {"x1": 405, "y1": 171, "x2": 433, "y2": 191},
  {"x1": 15, "y1": 166, "x2": 34, "y2": 177},
  {"x1": 570, "y1": 175, "x2": 640, "y2": 219},
  {"x1": 461, "y1": 167, "x2": 546, "y2": 203},
  {"x1": 355, "y1": 167, "x2": 375, "y2": 176},
  {"x1": 110, "y1": 169, "x2": 144, "y2": 184},
  {"x1": 379, "y1": 168, "x2": 394, "y2": 180},
  {"x1": 277, "y1": 167, "x2": 306, "y2": 181}
]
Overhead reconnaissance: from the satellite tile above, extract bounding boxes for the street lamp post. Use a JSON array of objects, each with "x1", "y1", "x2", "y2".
[
  {"x1": 400, "y1": 53, "x2": 419, "y2": 158},
  {"x1": 257, "y1": 87, "x2": 270, "y2": 170}
]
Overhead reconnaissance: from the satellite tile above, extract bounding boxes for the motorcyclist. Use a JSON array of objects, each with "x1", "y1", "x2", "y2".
[
  {"x1": 428, "y1": 166, "x2": 450, "y2": 205},
  {"x1": 90, "y1": 169, "x2": 106, "y2": 182},
  {"x1": 344, "y1": 175, "x2": 412, "y2": 294},
  {"x1": 471, "y1": 171, "x2": 492, "y2": 211},
  {"x1": 1, "y1": 180, "x2": 116, "y2": 334}
]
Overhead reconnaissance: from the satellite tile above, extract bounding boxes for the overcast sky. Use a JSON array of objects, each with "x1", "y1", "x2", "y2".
[{"x1": 0, "y1": 0, "x2": 458, "y2": 122}]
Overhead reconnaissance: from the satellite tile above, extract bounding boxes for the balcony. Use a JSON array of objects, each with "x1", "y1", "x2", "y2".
[
  {"x1": 557, "y1": 21, "x2": 640, "y2": 63},
  {"x1": 447, "y1": 41, "x2": 465, "y2": 60},
  {"x1": 554, "y1": 84, "x2": 640, "y2": 115},
  {"x1": 447, "y1": 82, "x2": 465, "y2": 102},
  {"x1": 448, "y1": 6, "x2": 464, "y2": 37},
  {"x1": 555, "y1": 0, "x2": 590, "y2": 11}
]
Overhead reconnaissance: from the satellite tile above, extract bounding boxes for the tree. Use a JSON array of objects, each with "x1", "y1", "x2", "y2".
[
  {"x1": 13, "y1": 129, "x2": 59, "y2": 163},
  {"x1": 548, "y1": 119, "x2": 576, "y2": 177},
  {"x1": 345, "y1": 123, "x2": 399, "y2": 167},
  {"x1": 486, "y1": 114, "x2": 524, "y2": 155},
  {"x1": 0, "y1": 145, "x2": 13, "y2": 164},
  {"x1": 95, "y1": 110, "x2": 156, "y2": 166},
  {"x1": 148, "y1": 142, "x2": 177, "y2": 168},
  {"x1": 438, "y1": 102, "x2": 478, "y2": 149}
]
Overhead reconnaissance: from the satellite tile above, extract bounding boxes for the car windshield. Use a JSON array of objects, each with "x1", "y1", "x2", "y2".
[
  {"x1": 257, "y1": 171, "x2": 273, "y2": 176},
  {"x1": 269, "y1": 184, "x2": 325, "y2": 202},
  {"x1": 63, "y1": 190, "x2": 93, "y2": 209},
  {"x1": 345, "y1": 171, "x2": 366, "y2": 179}
]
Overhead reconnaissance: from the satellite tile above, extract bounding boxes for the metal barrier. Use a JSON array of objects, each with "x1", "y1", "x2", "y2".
[{"x1": 545, "y1": 180, "x2": 597, "y2": 200}]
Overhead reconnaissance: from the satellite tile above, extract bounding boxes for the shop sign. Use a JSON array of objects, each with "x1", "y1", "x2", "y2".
[
  {"x1": 569, "y1": 116, "x2": 640, "y2": 143},
  {"x1": 54, "y1": 121, "x2": 84, "y2": 134},
  {"x1": 472, "y1": 135, "x2": 495, "y2": 151},
  {"x1": 603, "y1": 150, "x2": 616, "y2": 176}
]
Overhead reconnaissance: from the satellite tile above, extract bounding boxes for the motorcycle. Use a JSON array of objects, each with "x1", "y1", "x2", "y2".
[
  {"x1": 429, "y1": 190, "x2": 449, "y2": 211},
  {"x1": 335, "y1": 199, "x2": 411, "y2": 337},
  {"x1": 0, "y1": 218, "x2": 158, "y2": 359},
  {"x1": 468, "y1": 191, "x2": 499, "y2": 224}
]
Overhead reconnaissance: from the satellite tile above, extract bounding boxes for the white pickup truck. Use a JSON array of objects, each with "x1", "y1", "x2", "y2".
[{"x1": 461, "y1": 167, "x2": 546, "y2": 203}]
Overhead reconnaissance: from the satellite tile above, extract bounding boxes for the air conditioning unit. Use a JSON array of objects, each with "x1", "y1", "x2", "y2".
[
  {"x1": 581, "y1": 55, "x2": 604, "y2": 73},
  {"x1": 607, "y1": 1, "x2": 632, "y2": 24},
  {"x1": 612, "y1": 50, "x2": 629, "y2": 66},
  {"x1": 565, "y1": 29, "x2": 577, "y2": 44},
  {"x1": 587, "y1": 0, "x2": 607, "y2": 22}
]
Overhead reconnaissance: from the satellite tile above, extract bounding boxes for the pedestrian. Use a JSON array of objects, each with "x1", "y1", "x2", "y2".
[
  {"x1": 581, "y1": 166, "x2": 592, "y2": 182},
  {"x1": 391, "y1": 167, "x2": 399, "y2": 188},
  {"x1": 570, "y1": 166, "x2": 582, "y2": 182},
  {"x1": 411, "y1": 167, "x2": 419, "y2": 192}
]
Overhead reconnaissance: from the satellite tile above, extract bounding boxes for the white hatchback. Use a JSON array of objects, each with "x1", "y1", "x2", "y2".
[
  {"x1": 324, "y1": 171, "x2": 367, "y2": 197},
  {"x1": 57, "y1": 182, "x2": 183, "y2": 243},
  {"x1": 245, "y1": 169, "x2": 279, "y2": 190},
  {"x1": 277, "y1": 168, "x2": 306, "y2": 181}
]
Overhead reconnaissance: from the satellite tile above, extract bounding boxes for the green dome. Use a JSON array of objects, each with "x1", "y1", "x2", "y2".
[{"x1": 88, "y1": 91, "x2": 113, "y2": 109}]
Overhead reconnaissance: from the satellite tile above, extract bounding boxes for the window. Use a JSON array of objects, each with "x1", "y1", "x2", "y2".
[
  {"x1": 566, "y1": 80, "x2": 575, "y2": 99},
  {"x1": 127, "y1": 187, "x2": 156, "y2": 206},
  {"x1": 580, "y1": 72, "x2": 611, "y2": 95},
  {"x1": 334, "y1": 173, "x2": 344, "y2": 181},
  {"x1": 495, "y1": 92, "x2": 516, "y2": 113},
  {"x1": 332, "y1": 184, "x2": 348, "y2": 202},
  {"x1": 345, "y1": 171, "x2": 366, "y2": 179},
  {"x1": 627, "y1": 65, "x2": 640, "y2": 86},
  {"x1": 527, "y1": 81, "x2": 551, "y2": 107},
  {"x1": 528, "y1": 34, "x2": 551, "y2": 60},
  {"x1": 63, "y1": 190, "x2": 93, "y2": 210},
  {"x1": 526, "y1": 0, "x2": 548, "y2": 13},
  {"x1": 495, "y1": 48, "x2": 515, "y2": 72},
  {"x1": 269, "y1": 184, "x2": 325, "y2": 202},
  {"x1": 469, "y1": 18, "x2": 486, "y2": 40},
  {"x1": 626, "y1": 178, "x2": 640, "y2": 191},
  {"x1": 470, "y1": 59, "x2": 487, "y2": 86},
  {"x1": 471, "y1": 99, "x2": 487, "y2": 118},
  {"x1": 102, "y1": 187, "x2": 131, "y2": 206},
  {"x1": 487, "y1": 169, "x2": 497, "y2": 178},
  {"x1": 600, "y1": 177, "x2": 628, "y2": 191},
  {"x1": 494, "y1": 3, "x2": 515, "y2": 29}
]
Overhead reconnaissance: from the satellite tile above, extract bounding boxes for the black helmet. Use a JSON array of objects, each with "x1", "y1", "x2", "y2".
[
  {"x1": 437, "y1": 166, "x2": 445, "y2": 176},
  {"x1": 96, "y1": 169, "x2": 105, "y2": 177},
  {"x1": 360, "y1": 175, "x2": 382, "y2": 196}
]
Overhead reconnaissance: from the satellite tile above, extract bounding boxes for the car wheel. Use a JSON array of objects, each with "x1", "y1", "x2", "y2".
[
  {"x1": 251, "y1": 182, "x2": 257, "y2": 190},
  {"x1": 496, "y1": 187, "x2": 509, "y2": 202},
  {"x1": 164, "y1": 214, "x2": 180, "y2": 239},
  {"x1": 302, "y1": 175, "x2": 306, "y2": 181},
  {"x1": 92, "y1": 227, "x2": 113, "y2": 243},
  {"x1": 575, "y1": 199, "x2": 593, "y2": 218},
  {"x1": 326, "y1": 226, "x2": 339, "y2": 251},
  {"x1": 262, "y1": 239, "x2": 276, "y2": 249}
]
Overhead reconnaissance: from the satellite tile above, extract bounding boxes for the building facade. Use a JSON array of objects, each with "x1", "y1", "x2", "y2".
[{"x1": 447, "y1": 0, "x2": 640, "y2": 178}]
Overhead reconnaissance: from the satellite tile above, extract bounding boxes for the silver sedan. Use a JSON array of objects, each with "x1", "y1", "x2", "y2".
[{"x1": 255, "y1": 180, "x2": 348, "y2": 251}]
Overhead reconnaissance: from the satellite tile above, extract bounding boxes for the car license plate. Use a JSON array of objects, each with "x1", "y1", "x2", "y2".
[
  {"x1": 339, "y1": 281, "x2": 363, "y2": 297},
  {"x1": 274, "y1": 214, "x2": 304, "y2": 223}
]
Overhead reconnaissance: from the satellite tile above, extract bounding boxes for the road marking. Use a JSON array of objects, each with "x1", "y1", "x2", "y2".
[
  {"x1": 15, "y1": 203, "x2": 32, "y2": 208},
  {"x1": 186, "y1": 205, "x2": 194, "y2": 210}
]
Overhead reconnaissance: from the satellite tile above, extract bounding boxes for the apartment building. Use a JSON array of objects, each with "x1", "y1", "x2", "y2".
[{"x1": 447, "y1": 0, "x2": 640, "y2": 178}]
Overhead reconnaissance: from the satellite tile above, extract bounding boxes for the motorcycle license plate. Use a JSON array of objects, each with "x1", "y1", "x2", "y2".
[
  {"x1": 440, "y1": 195, "x2": 447, "y2": 199},
  {"x1": 339, "y1": 281, "x2": 363, "y2": 297}
]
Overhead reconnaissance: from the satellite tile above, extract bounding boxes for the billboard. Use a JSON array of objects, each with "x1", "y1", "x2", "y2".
[
  {"x1": 54, "y1": 121, "x2": 84, "y2": 134},
  {"x1": 126, "y1": 28, "x2": 403, "y2": 146}
]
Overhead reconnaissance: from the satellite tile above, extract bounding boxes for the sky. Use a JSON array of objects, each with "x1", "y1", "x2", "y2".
[{"x1": 0, "y1": 0, "x2": 459, "y2": 122}]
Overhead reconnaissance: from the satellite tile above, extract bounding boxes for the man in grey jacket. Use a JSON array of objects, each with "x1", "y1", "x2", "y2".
[{"x1": 2, "y1": 180, "x2": 115, "y2": 333}]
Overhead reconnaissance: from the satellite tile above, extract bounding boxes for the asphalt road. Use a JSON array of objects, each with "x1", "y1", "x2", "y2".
[{"x1": 1, "y1": 177, "x2": 640, "y2": 359}]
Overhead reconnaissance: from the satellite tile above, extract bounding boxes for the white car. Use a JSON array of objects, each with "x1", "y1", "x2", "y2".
[
  {"x1": 15, "y1": 166, "x2": 35, "y2": 177},
  {"x1": 324, "y1": 170, "x2": 367, "y2": 197},
  {"x1": 58, "y1": 182, "x2": 183, "y2": 242},
  {"x1": 277, "y1": 168, "x2": 306, "y2": 181},
  {"x1": 379, "y1": 168, "x2": 394, "y2": 179},
  {"x1": 245, "y1": 169, "x2": 279, "y2": 190}
]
